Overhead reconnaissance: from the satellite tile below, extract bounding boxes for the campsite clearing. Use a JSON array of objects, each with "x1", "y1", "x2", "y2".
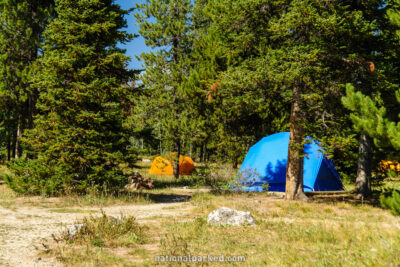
[{"x1": 1, "y1": 179, "x2": 400, "y2": 266}]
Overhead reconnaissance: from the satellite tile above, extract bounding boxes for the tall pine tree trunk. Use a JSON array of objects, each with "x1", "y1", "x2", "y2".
[
  {"x1": 11, "y1": 129, "x2": 16, "y2": 159},
  {"x1": 14, "y1": 114, "x2": 23, "y2": 159},
  {"x1": 285, "y1": 84, "x2": 308, "y2": 201},
  {"x1": 354, "y1": 134, "x2": 371, "y2": 198},
  {"x1": 28, "y1": 93, "x2": 36, "y2": 130},
  {"x1": 7, "y1": 130, "x2": 11, "y2": 161},
  {"x1": 199, "y1": 143, "x2": 204, "y2": 162},
  {"x1": 173, "y1": 139, "x2": 181, "y2": 179},
  {"x1": 15, "y1": 123, "x2": 21, "y2": 159}
]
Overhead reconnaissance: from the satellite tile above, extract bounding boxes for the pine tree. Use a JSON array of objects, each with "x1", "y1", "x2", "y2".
[
  {"x1": 136, "y1": 0, "x2": 194, "y2": 178},
  {"x1": 341, "y1": 0, "x2": 400, "y2": 198},
  {"x1": 342, "y1": 0, "x2": 400, "y2": 150},
  {"x1": 197, "y1": 0, "x2": 388, "y2": 200},
  {"x1": 0, "y1": 0, "x2": 54, "y2": 160},
  {"x1": 187, "y1": 0, "x2": 291, "y2": 167},
  {"x1": 6, "y1": 0, "x2": 136, "y2": 195},
  {"x1": 380, "y1": 189, "x2": 400, "y2": 216},
  {"x1": 266, "y1": 0, "x2": 395, "y2": 200}
]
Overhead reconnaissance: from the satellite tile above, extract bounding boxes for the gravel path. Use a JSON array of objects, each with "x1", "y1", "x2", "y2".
[{"x1": 0, "y1": 202, "x2": 190, "y2": 266}]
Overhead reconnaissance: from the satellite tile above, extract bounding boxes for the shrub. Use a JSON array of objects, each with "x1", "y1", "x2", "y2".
[
  {"x1": 190, "y1": 164, "x2": 228, "y2": 189},
  {"x1": 62, "y1": 212, "x2": 147, "y2": 248},
  {"x1": 380, "y1": 189, "x2": 400, "y2": 216},
  {"x1": 5, "y1": 158, "x2": 128, "y2": 196},
  {"x1": 223, "y1": 168, "x2": 268, "y2": 192},
  {"x1": 5, "y1": 159, "x2": 64, "y2": 196}
]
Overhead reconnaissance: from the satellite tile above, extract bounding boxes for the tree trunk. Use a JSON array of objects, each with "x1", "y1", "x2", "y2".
[
  {"x1": 173, "y1": 139, "x2": 181, "y2": 179},
  {"x1": 202, "y1": 142, "x2": 207, "y2": 162},
  {"x1": 15, "y1": 115, "x2": 23, "y2": 159},
  {"x1": 159, "y1": 127, "x2": 162, "y2": 155},
  {"x1": 7, "y1": 131, "x2": 11, "y2": 162},
  {"x1": 232, "y1": 158, "x2": 238, "y2": 169},
  {"x1": 285, "y1": 85, "x2": 308, "y2": 201},
  {"x1": 11, "y1": 129, "x2": 16, "y2": 159},
  {"x1": 354, "y1": 134, "x2": 372, "y2": 198},
  {"x1": 199, "y1": 143, "x2": 203, "y2": 162}
]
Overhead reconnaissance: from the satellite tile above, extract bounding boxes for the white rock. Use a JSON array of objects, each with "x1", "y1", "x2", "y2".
[
  {"x1": 207, "y1": 207, "x2": 256, "y2": 226},
  {"x1": 67, "y1": 224, "x2": 84, "y2": 237},
  {"x1": 142, "y1": 158, "x2": 151, "y2": 162}
]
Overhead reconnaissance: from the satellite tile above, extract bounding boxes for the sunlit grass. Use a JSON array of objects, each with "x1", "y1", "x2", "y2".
[
  {"x1": 2, "y1": 162, "x2": 400, "y2": 266},
  {"x1": 159, "y1": 193, "x2": 400, "y2": 266},
  {"x1": 51, "y1": 190, "x2": 400, "y2": 266},
  {"x1": 49, "y1": 212, "x2": 148, "y2": 266}
]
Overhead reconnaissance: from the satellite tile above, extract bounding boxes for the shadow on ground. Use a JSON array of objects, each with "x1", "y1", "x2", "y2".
[
  {"x1": 308, "y1": 192, "x2": 381, "y2": 207},
  {"x1": 145, "y1": 193, "x2": 191, "y2": 203},
  {"x1": 117, "y1": 190, "x2": 192, "y2": 203}
]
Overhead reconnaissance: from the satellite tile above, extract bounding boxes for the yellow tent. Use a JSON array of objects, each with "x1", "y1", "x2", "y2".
[{"x1": 149, "y1": 155, "x2": 195, "y2": 175}]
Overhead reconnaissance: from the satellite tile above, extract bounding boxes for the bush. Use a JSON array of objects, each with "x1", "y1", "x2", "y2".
[
  {"x1": 62, "y1": 212, "x2": 147, "y2": 248},
  {"x1": 5, "y1": 158, "x2": 128, "y2": 196},
  {"x1": 380, "y1": 189, "x2": 400, "y2": 216},
  {"x1": 190, "y1": 164, "x2": 220, "y2": 189},
  {"x1": 223, "y1": 168, "x2": 268, "y2": 192},
  {"x1": 5, "y1": 159, "x2": 64, "y2": 196}
]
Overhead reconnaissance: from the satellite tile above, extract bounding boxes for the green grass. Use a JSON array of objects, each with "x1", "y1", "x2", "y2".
[
  {"x1": 48, "y1": 208, "x2": 98, "y2": 213},
  {"x1": 2, "y1": 162, "x2": 400, "y2": 266}
]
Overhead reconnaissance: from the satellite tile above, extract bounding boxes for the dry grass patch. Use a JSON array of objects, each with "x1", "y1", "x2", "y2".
[
  {"x1": 33, "y1": 192, "x2": 400, "y2": 266},
  {"x1": 154, "y1": 192, "x2": 400, "y2": 266},
  {"x1": 47, "y1": 212, "x2": 149, "y2": 266},
  {"x1": 0, "y1": 184, "x2": 190, "y2": 209}
]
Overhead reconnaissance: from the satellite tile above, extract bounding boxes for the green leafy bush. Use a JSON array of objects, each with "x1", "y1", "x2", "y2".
[
  {"x1": 5, "y1": 158, "x2": 128, "y2": 196},
  {"x1": 190, "y1": 164, "x2": 224, "y2": 189},
  {"x1": 380, "y1": 189, "x2": 400, "y2": 216},
  {"x1": 5, "y1": 159, "x2": 64, "y2": 196}
]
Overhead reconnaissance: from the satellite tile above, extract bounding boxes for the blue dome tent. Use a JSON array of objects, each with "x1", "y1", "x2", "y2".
[{"x1": 236, "y1": 132, "x2": 344, "y2": 192}]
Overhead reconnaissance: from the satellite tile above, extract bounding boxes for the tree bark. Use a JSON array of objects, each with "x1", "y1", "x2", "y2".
[
  {"x1": 159, "y1": 126, "x2": 162, "y2": 155},
  {"x1": 173, "y1": 139, "x2": 181, "y2": 179},
  {"x1": 11, "y1": 129, "x2": 16, "y2": 159},
  {"x1": 354, "y1": 134, "x2": 372, "y2": 198},
  {"x1": 14, "y1": 114, "x2": 23, "y2": 159},
  {"x1": 7, "y1": 131, "x2": 11, "y2": 162},
  {"x1": 189, "y1": 140, "x2": 192, "y2": 158},
  {"x1": 285, "y1": 85, "x2": 308, "y2": 201},
  {"x1": 232, "y1": 158, "x2": 238, "y2": 169},
  {"x1": 199, "y1": 143, "x2": 203, "y2": 162}
]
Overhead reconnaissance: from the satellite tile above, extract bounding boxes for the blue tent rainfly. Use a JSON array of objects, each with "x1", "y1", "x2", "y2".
[{"x1": 236, "y1": 132, "x2": 344, "y2": 192}]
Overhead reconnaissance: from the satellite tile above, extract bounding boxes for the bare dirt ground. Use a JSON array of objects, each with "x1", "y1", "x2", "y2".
[{"x1": 0, "y1": 201, "x2": 192, "y2": 267}]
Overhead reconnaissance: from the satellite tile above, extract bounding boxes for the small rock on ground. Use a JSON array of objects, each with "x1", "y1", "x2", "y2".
[{"x1": 207, "y1": 207, "x2": 256, "y2": 226}]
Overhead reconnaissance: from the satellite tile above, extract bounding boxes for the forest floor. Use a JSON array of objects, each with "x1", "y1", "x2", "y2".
[{"x1": 0, "y1": 162, "x2": 400, "y2": 266}]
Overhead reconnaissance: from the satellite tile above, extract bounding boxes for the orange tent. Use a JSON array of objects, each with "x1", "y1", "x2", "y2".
[{"x1": 149, "y1": 155, "x2": 195, "y2": 175}]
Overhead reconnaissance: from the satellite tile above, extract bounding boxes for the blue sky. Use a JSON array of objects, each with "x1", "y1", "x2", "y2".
[{"x1": 116, "y1": 0, "x2": 150, "y2": 70}]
